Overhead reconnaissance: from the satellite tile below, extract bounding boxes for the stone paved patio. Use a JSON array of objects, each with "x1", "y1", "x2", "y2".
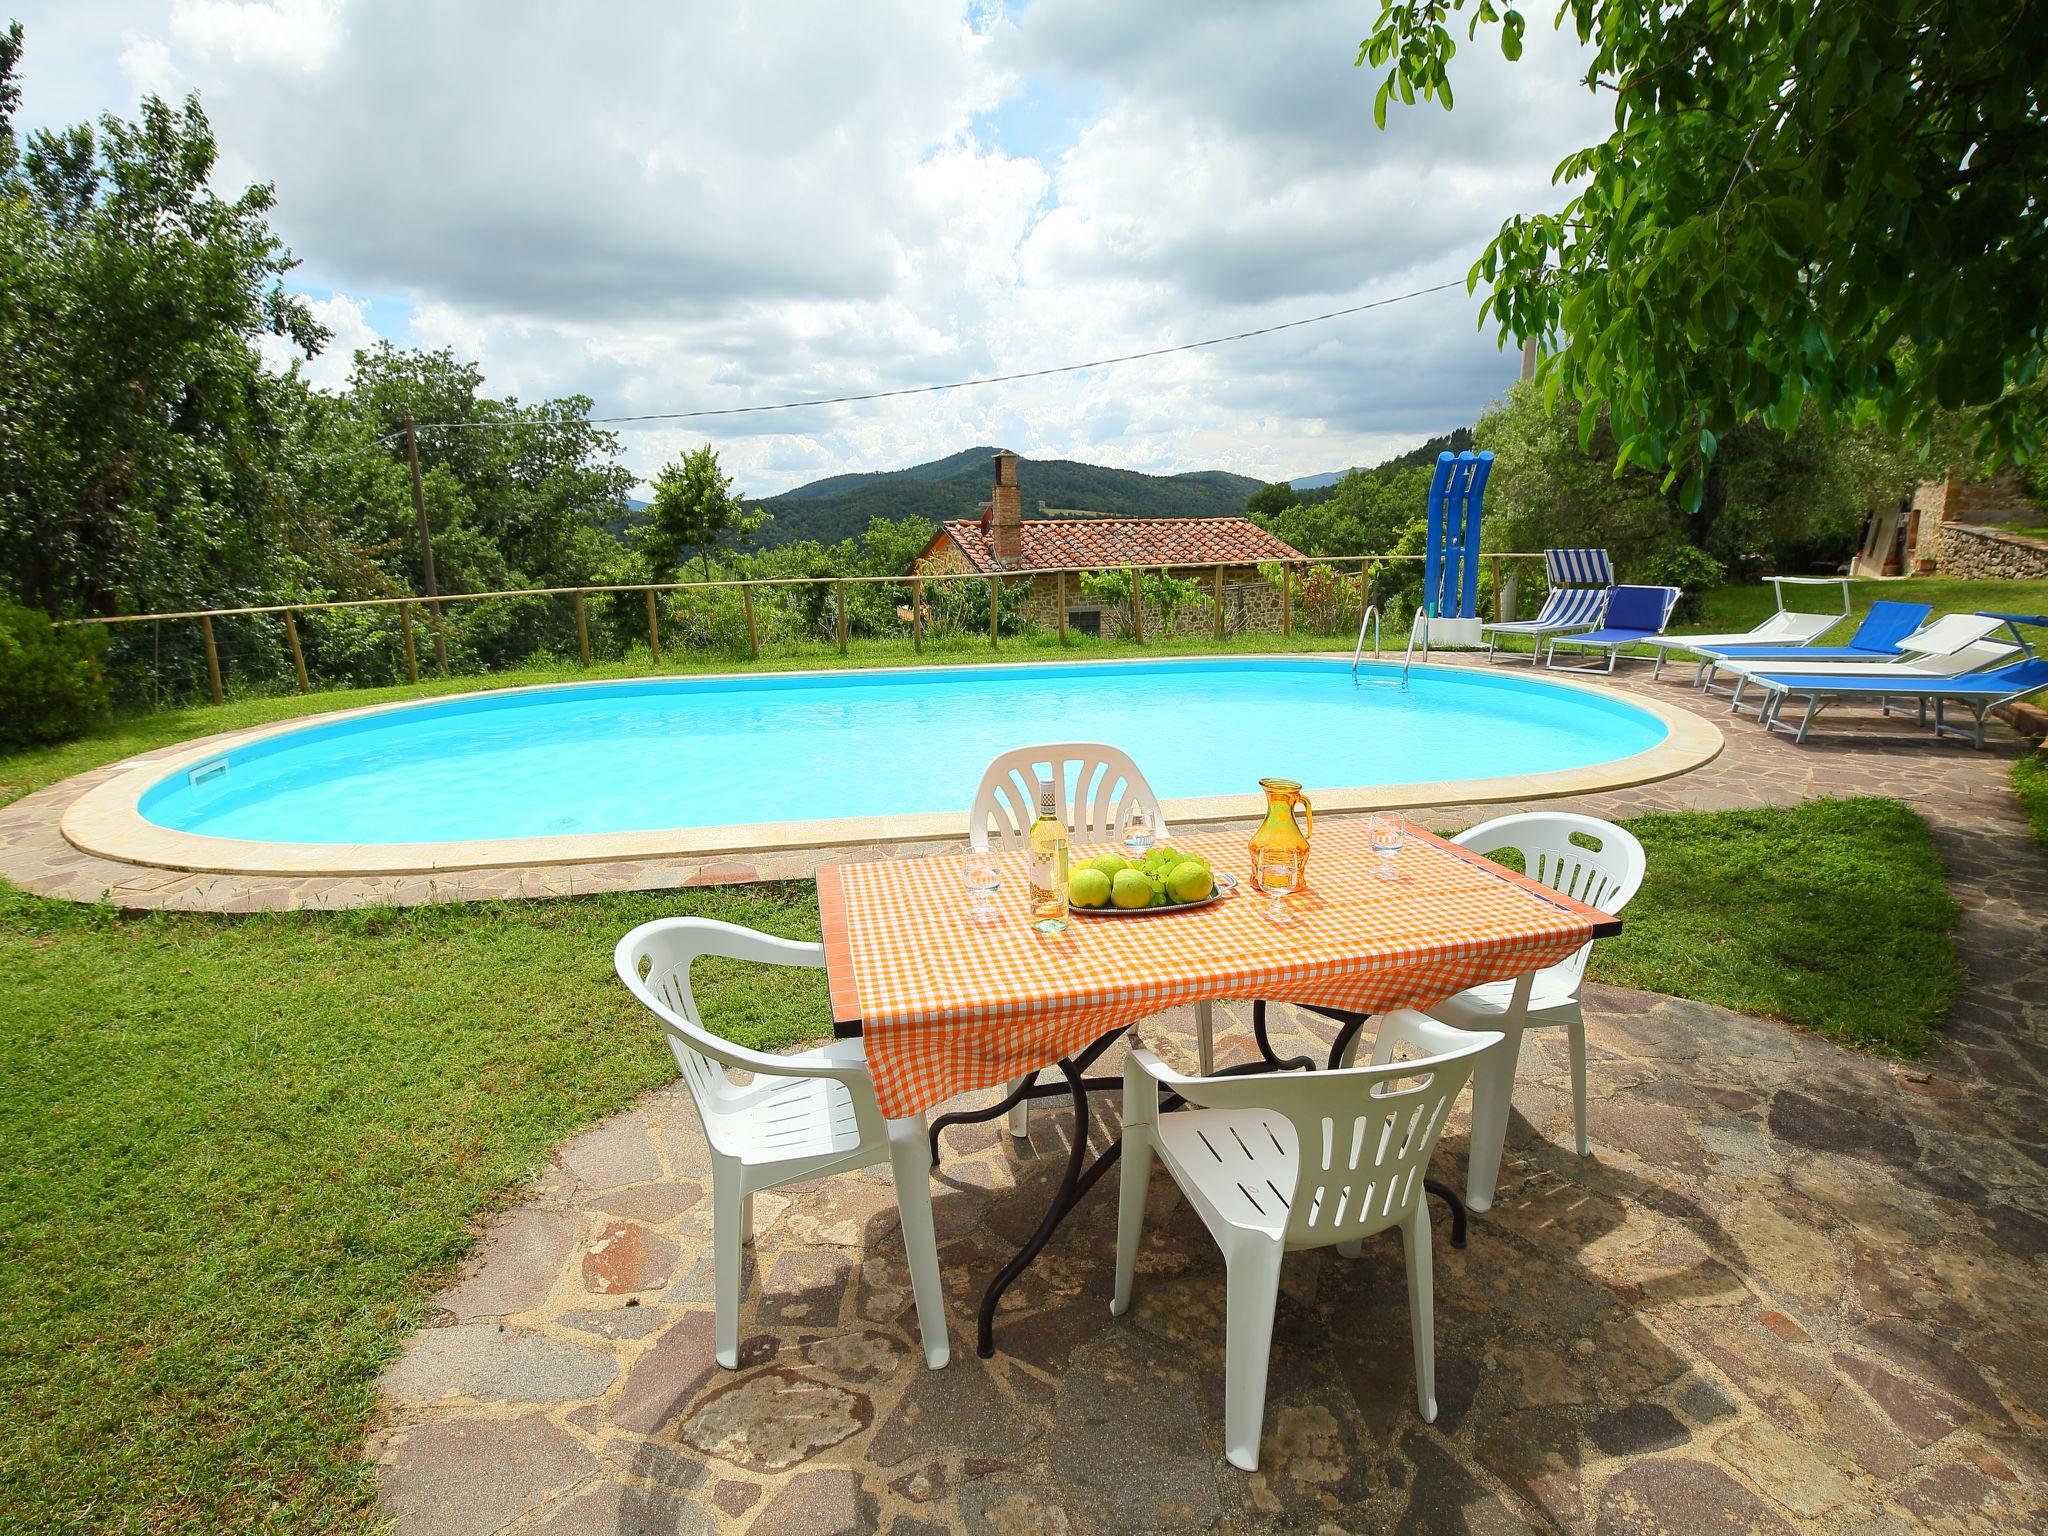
[{"x1": 343, "y1": 669, "x2": 2047, "y2": 1534}]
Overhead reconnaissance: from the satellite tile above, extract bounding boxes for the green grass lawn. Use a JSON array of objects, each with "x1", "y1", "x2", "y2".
[
  {"x1": 0, "y1": 792, "x2": 1961, "y2": 1534},
  {"x1": 2015, "y1": 751, "x2": 2048, "y2": 849},
  {"x1": 1588, "y1": 799, "x2": 1962, "y2": 1054}
]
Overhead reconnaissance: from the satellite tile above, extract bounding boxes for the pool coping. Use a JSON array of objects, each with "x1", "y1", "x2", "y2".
[{"x1": 58, "y1": 654, "x2": 1724, "y2": 877}]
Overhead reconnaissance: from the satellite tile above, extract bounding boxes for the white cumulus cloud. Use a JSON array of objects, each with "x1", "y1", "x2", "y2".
[{"x1": 11, "y1": 0, "x2": 1608, "y2": 492}]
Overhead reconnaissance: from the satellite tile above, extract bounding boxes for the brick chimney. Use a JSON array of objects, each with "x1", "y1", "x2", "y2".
[{"x1": 990, "y1": 450, "x2": 1022, "y2": 565}]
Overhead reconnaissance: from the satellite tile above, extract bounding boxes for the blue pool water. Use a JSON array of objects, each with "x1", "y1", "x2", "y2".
[{"x1": 139, "y1": 660, "x2": 1668, "y2": 845}]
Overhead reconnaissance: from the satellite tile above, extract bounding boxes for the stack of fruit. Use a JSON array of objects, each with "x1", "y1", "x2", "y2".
[{"x1": 1068, "y1": 846, "x2": 1217, "y2": 911}]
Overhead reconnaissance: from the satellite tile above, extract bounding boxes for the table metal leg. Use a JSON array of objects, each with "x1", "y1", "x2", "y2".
[
  {"x1": 929, "y1": 1072, "x2": 1121, "y2": 1167},
  {"x1": 977, "y1": 1055, "x2": 1092, "y2": 1357},
  {"x1": 1249, "y1": 1000, "x2": 1317, "y2": 1072}
]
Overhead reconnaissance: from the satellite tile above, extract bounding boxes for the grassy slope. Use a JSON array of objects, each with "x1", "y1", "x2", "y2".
[
  {"x1": 1589, "y1": 799, "x2": 1962, "y2": 1055},
  {"x1": 0, "y1": 795, "x2": 1961, "y2": 1533},
  {"x1": 2015, "y1": 752, "x2": 2048, "y2": 849},
  {"x1": 0, "y1": 882, "x2": 827, "y2": 1535}
]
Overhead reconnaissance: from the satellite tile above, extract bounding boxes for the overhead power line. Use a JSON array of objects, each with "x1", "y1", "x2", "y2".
[{"x1": 381, "y1": 278, "x2": 1468, "y2": 439}]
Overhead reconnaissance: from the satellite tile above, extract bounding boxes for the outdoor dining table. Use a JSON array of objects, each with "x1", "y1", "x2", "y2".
[{"x1": 816, "y1": 815, "x2": 1621, "y2": 1357}]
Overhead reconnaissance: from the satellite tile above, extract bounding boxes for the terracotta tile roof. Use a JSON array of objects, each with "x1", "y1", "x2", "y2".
[{"x1": 926, "y1": 517, "x2": 1305, "y2": 573}]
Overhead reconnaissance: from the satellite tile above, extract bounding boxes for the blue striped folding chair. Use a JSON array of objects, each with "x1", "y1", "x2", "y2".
[{"x1": 1478, "y1": 548, "x2": 1613, "y2": 663}]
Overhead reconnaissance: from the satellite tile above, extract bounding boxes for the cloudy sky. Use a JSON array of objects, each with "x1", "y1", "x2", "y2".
[{"x1": 9, "y1": 0, "x2": 1606, "y2": 494}]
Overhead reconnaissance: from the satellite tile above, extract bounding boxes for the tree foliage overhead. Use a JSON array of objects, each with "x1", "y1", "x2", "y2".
[
  {"x1": 0, "y1": 21, "x2": 326, "y2": 616},
  {"x1": 1474, "y1": 380, "x2": 1926, "y2": 578},
  {"x1": 1360, "y1": 1, "x2": 2048, "y2": 500}
]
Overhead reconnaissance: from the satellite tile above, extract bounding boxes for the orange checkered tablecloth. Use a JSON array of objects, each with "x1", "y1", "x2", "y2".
[{"x1": 817, "y1": 817, "x2": 1611, "y2": 1121}]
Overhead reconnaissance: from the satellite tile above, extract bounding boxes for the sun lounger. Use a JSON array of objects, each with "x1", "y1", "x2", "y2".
[
  {"x1": 1753, "y1": 653, "x2": 2048, "y2": 746},
  {"x1": 1720, "y1": 614, "x2": 2014, "y2": 712},
  {"x1": 1542, "y1": 585, "x2": 1682, "y2": 672},
  {"x1": 1642, "y1": 576, "x2": 1852, "y2": 679},
  {"x1": 1480, "y1": 548, "x2": 1613, "y2": 663},
  {"x1": 1694, "y1": 598, "x2": 1932, "y2": 695}
]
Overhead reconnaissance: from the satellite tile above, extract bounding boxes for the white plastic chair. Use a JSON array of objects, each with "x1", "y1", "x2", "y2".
[
  {"x1": 1399, "y1": 813, "x2": 1645, "y2": 1181},
  {"x1": 615, "y1": 917, "x2": 949, "y2": 1370},
  {"x1": 1111, "y1": 1016, "x2": 1500, "y2": 1471},
  {"x1": 967, "y1": 743, "x2": 1216, "y2": 1136}
]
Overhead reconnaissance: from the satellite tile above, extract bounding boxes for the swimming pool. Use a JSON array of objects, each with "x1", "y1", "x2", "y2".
[{"x1": 64, "y1": 658, "x2": 1719, "y2": 873}]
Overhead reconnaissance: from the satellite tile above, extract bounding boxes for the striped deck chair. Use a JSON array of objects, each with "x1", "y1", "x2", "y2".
[{"x1": 1479, "y1": 548, "x2": 1613, "y2": 663}]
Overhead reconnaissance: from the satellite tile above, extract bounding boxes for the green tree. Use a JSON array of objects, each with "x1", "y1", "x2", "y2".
[
  {"x1": 1244, "y1": 481, "x2": 1300, "y2": 522},
  {"x1": 341, "y1": 343, "x2": 635, "y2": 589},
  {"x1": 639, "y1": 443, "x2": 765, "y2": 580},
  {"x1": 1360, "y1": 2, "x2": 2048, "y2": 498},
  {"x1": 1474, "y1": 379, "x2": 1929, "y2": 576},
  {"x1": 0, "y1": 23, "x2": 327, "y2": 616},
  {"x1": 1255, "y1": 464, "x2": 1431, "y2": 556}
]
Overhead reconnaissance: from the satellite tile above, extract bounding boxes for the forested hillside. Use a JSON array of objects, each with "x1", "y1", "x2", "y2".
[{"x1": 737, "y1": 449, "x2": 1265, "y2": 549}]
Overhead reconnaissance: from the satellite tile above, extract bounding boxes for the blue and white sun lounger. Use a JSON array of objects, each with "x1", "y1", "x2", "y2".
[
  {"x1": 1642, "y1": 575, "x2": 1852, "y2": 680},
  {"x1": 1480, "y1": 548, "x2": 1613, "y2": 663},
  {"x1": 1543, "y1": 585, "x2": 1682, "y2": 672},
  {"x1": 1695, "y1": 598, "x2": 1932, "y2": 695},
  {"x1": 1750, "y1": 615, "x2": 2048, "y2": 745},
  {"x1": 1716, "y1": 612, "x2": 2009, "y2": 713}
]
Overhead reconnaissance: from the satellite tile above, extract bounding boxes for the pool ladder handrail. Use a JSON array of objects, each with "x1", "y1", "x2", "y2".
[
  {"x1": 1349, "y1": 604, "x2": 1382, "y2": 674},
  {"x1": 1402, "y1": 606, "x2": 1430, "y2": 683}
]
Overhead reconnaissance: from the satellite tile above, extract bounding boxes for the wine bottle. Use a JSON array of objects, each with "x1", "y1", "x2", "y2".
[{"x1": 1026, "y1": 777, "x2": 1070, "y2": 934}]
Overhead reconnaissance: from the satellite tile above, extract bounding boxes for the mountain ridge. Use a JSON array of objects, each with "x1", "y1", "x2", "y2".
[{"x1": 740, "y1": 447, "x2": 1268, "y2": 548}]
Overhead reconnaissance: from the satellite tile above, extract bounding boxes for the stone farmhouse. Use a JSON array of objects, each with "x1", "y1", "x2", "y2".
[{"x1": 913, "y1": 450, "x2": 1306, "y2": 636}]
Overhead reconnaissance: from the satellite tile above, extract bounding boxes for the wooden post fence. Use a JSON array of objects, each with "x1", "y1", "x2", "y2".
[
  {"x1": 1491, "y1": 555, "x2": 1505, "y2": 621},
  {"x1": 284, "y1": 609, "x2": 310, "y2": 694},
  {"x1": 1056, "y1": 569, "x2": 1067, "y2": 644},
  {"x1": 1282, "y1": 564, "x2": 1295, "y2": 636},
  {"x1": 403, "y1": 410, "x2": 449, "y2": 677},
  {"x1": 199, "y1": 614, "x2": 224, "y2": 705},
  {"x1": 1130, "y1": 567, "x2": 1145, "y2": 644},
  {"x1": 911, "y1": 577, "x2": 924, "y2": 653},
  {"x1": 645, "y1": 588, "x2": 661, "y2": 664},
  {"x1": 1212, "y1": 566, "x2": 1225, "y2": 640},
  {"x1": 836, "y1": 579, "x2": 849, "y2": 654},
  {"x1": 987, "y1": 578, "x2": 1000, "y2": 649},
  {"x1": 400, "y1": 603, "x2": 420, "y2": 682},
  {"x1": 742, "y1": 585, "x2": 759, "y2": 660},
  {"x1": 573, "y1": 591, "x2": 592, "y2": 666}
]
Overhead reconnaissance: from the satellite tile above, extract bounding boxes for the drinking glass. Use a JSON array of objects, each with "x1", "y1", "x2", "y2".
[
  {"x1": 1367, "y1": 814, "x2": 1403, "y2": 883},
  {"x1": 961, "y1": 847, "x2": 1003, "y2": 925},
  {"x1": 1256, "y1": 854, "x2": 1298, "y2": 925},
  {"x1": 1119, "y1": 800, "x2": 1157, "y2": 860}
]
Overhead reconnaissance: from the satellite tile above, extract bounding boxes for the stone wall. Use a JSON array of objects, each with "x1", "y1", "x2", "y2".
[
  {"x1": 1909, "y1": 472, "x2": 2045, "y2": 572},
  {"x1": 1932, "y1": 522, "x2": 2048, "y2": 581},
  {"x1": 1029, "y1": 569, "x2": 1283, "y2": 637}
]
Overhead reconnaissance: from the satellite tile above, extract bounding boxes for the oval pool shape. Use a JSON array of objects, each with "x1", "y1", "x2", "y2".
[{"x1": 114, "y1": 659, "x2": 1688, "y2": 857}]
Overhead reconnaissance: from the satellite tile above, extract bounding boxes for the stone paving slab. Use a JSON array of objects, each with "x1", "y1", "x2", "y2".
[{"x1": 368, "y1": 965, "x2": 2048, "y2": 1535}]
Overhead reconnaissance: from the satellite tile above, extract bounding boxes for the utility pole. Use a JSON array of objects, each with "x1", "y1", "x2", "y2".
[{"x1": 404, "y1": 410, "x2": 449, "y2": 676}]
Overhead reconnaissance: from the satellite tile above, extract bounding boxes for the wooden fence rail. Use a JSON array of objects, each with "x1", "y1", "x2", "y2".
[{"x1": 63, "y1": 552, "x2": 1547, "y2": 708}]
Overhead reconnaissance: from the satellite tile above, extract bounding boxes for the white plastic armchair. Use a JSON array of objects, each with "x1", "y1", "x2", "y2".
[
  {"x1": 967, "y1": 743, "x2": 1216, "y2": 1135},
  {"x1": 969, "y1": 741, "x2": 1171, "y2": 851},
  {"x1": 1111, "y1": 1016, "x2": 1500, "y2": 1472},
  {"x1": 615, "y1": 917, "x2": 949, "y2": 1370},
  {"x1": 1404, "y1": 813, "x2": 1645, "y2": 1184}
]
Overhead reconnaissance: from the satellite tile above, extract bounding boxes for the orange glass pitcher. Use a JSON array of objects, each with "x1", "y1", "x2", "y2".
[{"x1": 1249, "y1": 777, "x2": 1313, "y2": 892}]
